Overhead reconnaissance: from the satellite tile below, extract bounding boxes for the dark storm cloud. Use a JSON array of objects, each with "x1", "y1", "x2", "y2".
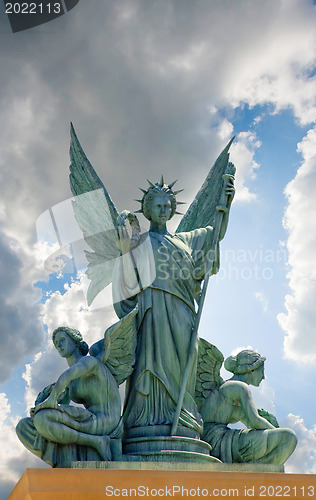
[
  {"x1": 1, "y1": 0, "x2": 315, "y2": 227},
  {"x1": 0, "y1": 0, "x2": 315, "y2": 378},
  {"x1": 0, "y1": 0, "x2": 244, "y2": 223},
  {"x1": 0, "y1": 230, "x2": 44, "y2": 382},
  {"x1": 2, "y1": 1, "x2": 316, "y2": 496}
]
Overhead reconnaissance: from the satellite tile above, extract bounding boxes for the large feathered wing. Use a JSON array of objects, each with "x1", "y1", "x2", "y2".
[
  {"x1": 69, "y1": 123, "x2": 120, "y2": 305},
  {"x1": 195, "y1": 338, "x2": 224, "y2": 409},
  {"x1": 176, "y1": 137, "x2": 235, "y2": 233},
  {"x1": 89, "y1": 308, "x2": 138, "y2": 386}
]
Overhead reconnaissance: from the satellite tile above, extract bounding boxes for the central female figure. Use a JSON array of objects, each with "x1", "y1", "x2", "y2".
[{"x1": 113, "y1": 180, "x2": 232, "y2": 438}]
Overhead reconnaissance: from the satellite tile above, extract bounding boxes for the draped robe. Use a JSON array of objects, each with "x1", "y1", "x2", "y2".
[{"x1": 112, "y1": 226, "x2": 218, "y2": 435}]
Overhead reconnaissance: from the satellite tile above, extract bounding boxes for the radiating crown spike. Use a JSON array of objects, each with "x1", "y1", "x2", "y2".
[
  {"x1": 175, "y1": 211, "x2": 184, "y2": 215},
  {"x1": 168, "y1": 180, "x2": 177, "y2": 189},
  {"x1": 147, "y1": 179, "x2": 155, "y2": 188},
  {"x1": 139, "y1": 187, "x2": 147, "y2": 194},
  {"x1": 134, "y1": 199, "x2": 143, "y2": 203},
  {"x1": 134, "y1": 209, "x2": 143, "y2": 213},
  {"x1": 176, "y1": 201, "x2": 186, "y2": 205},
  {"x1": 174, "y1": 189, "x2": 184, "y2": 195},
  {"x1": 159, "y1": 175, "x2": 164, "y2": 187}
]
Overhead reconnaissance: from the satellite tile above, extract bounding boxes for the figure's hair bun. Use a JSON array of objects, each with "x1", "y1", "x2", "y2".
[
  {"x1": 224, "y1": 350, "x2": 266, "y2": 375},
  {"x1": 224, "y1": 355, "x2": 238, "y2": 373}
]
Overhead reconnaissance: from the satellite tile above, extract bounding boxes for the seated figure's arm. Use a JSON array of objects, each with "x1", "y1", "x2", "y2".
[
  {"x1": 33, "y1": 357, "x2": 97, "y2": 414},
  {"x1": 258, "y1": 408, "x2": 279, "y2": 427},
  {"x1": 239, "y1": 384, "x2": 275, "y2": 430},
  {"x1": 52, "y1": 357, "x2": 97, "y2": 398},
  {"x1": 35, "y1": 383, "x2": 70, "y2": 406},
  {"x1": 222, "y1": 381, "x2": 274, "y2": 430}
]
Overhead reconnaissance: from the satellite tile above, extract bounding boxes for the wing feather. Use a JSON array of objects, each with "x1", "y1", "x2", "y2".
[
  {"x1": 69, "y1": 124, "x2": 121, "y2": 304},
  {"x1": 69, "y1": 123, "x2": 118, "y2": 225},
  {"x1": 176, "y1": 137, "x2": 235, "y2": 233},
  {"x1": 89, "y1": 308, "x2": 138, "y2": 386},
  {"x1": 195, "y1": 338, "x2": 224, "y2": 408}
]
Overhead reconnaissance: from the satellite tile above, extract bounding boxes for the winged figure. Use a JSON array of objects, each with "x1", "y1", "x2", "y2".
[
  {"x1": 89, "y1": 307, "x2": 138, "y2": 386},
  {"x1": 69, "y1": 123, "x2": 235, "y2": 306},
  {"x1": 69, "y1": 123, "x2": 235, "y2": 439},
  {"x1": 16, "y1": 311, "x2": 137, "y2": 467},
  {"x1": 197, "y1": 338, "x2": 297, "y2": 464},
  {"x1": 195, "y1": 338, "x2": 224, "y2": 408}
]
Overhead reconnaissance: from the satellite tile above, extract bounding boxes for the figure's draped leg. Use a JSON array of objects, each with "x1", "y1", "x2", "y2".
[
  {"x1": 16, "y1": 417, "x2": 44, "y2": 459},
  {"x1": 123, "y1": 289, "x2": 202, "y2": 435}
]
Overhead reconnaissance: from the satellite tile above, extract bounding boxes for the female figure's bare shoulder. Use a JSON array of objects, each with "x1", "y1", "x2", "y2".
[{"x1": 219, "y1": 378, "x2": 252, "y2": 400}]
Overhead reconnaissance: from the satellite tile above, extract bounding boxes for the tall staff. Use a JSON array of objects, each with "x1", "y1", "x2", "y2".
[{"x1": 171, "y1": 160, "x2": 236, "y2": 436}]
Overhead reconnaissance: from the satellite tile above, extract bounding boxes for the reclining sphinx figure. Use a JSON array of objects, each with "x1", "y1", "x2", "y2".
[{"x1": 196, "y1": 341, "x2": 297, "y2": 464}]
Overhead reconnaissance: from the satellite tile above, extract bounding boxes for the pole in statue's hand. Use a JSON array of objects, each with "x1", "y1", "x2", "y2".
[{"x1": 171, "y1": 160, "x2": 236, "y2": 436}]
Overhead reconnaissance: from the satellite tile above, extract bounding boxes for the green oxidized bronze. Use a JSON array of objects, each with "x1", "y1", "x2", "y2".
[
  {"x1": 197, "y1": 340, "x2": 297, "y2": 464},
  {"x1": 16, "y1": 125, "x2": 297, "y2": 467},
  {"x1": 16, "y1": 311, "x2": 137, "y2": 467}
]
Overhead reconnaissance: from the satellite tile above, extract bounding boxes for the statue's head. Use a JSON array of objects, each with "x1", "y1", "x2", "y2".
[
  {"x1": 135, "y1": 176, "x2": 184, "y2": 222},
  {"x1": 224, "y1": 349, "x2": 266, "y2": 386},
  {"x1": 52, "y1": 326, "x2": 89, "y2": 357}
]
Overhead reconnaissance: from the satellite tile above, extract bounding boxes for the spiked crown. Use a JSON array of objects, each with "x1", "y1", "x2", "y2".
[{"x1": 135, "y1": 176, "x2": 185, "y2": 221}]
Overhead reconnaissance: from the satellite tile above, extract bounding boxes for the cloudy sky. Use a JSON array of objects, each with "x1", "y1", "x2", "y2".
[{"x1": 1, "y1": 0, "x2": 316, "y2": 497}]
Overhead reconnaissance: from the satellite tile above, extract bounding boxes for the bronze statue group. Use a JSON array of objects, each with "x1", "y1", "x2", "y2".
[{"x1": 16, "y1": 127, "x2": 297, "y2": 467}]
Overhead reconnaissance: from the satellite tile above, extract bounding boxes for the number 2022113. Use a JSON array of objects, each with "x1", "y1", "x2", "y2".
[
  {"x1": 5, "y1": 3, "x2": 62, "y2": 14},
  {"x1": 259, "y1": 485, "x2": 315, "y2": 497}
]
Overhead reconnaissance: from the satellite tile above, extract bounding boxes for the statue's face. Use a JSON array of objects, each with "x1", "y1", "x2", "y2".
[
  {"x1": 251, "y1": 364, "x2": 265, "y2": 387},
  {"x1": 54, "y1": 331, "x2": 77, "y2": 358},
  {"x1": 150, "y1": 195, "x2": 172, "y2": 224}
]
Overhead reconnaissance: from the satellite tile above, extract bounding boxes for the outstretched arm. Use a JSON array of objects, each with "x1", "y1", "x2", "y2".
[{"x1": 116, "y1": 224, "x2": 139, "y2": 289}]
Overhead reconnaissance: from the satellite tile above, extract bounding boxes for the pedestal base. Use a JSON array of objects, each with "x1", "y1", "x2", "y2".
[
  {"x1": 122, "y1": 425, "x2": 217, "y2": 462},
  {"x1": 9, "y1": 463, "x2": 315, "y2": 499}
]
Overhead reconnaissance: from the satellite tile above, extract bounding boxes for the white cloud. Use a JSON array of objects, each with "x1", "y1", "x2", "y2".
[
  {"x1": 278, "y1": 127, "x2": 316, "y2": 363},
  {"x1": 221, "y1": 1, "x2": 316, "y2": 125},
  {"x1": 0, "y1": 393, "x2": 47, "y2": 499},
  {"x1": 42, "y1": 275, "x2": 117, "y2": 342},
  {"x1": 253, "y1": 116, "x2": 262, "y2": 125},
  {"x1": 255, "y1": 291, "x2": 269, "y2": 312},
  {"x1": 283, "y1": 414, "x2": 316, "y2": 474},
  {"x1": 255, "y1": 379, "x2": 276, "y2": 417},
  {"x1": 230, "y1": 345, "x2": 255, "y2": 357},
  {"x1": 217, "y1": 118, "x2": 234, "y2": 141},
  {"x1": 229, "y1": 131, "x2": 261, "y2": 202}
]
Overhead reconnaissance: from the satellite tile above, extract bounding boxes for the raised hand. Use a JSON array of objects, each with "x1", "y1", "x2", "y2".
[
  {"x1": 225, "y1": 175, "x2": 235, "y2": 199},
  {"x1": 31, "y1": 393, "x2": 58, "y2": 417},
  {"x1": 116, "y1": 211, "x2": 141, "y2": 253},
  {"x1": 258, "y1": 408, "x2": 279, "y2": 428}
]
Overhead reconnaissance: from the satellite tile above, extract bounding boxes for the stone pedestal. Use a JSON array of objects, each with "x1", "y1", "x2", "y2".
[
  {"x1": 122, "y1": 424, "x2": 219, "y2": 462},
  {"x1": 9, "y1": 463, "x2": 315, "y2": 499}
]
